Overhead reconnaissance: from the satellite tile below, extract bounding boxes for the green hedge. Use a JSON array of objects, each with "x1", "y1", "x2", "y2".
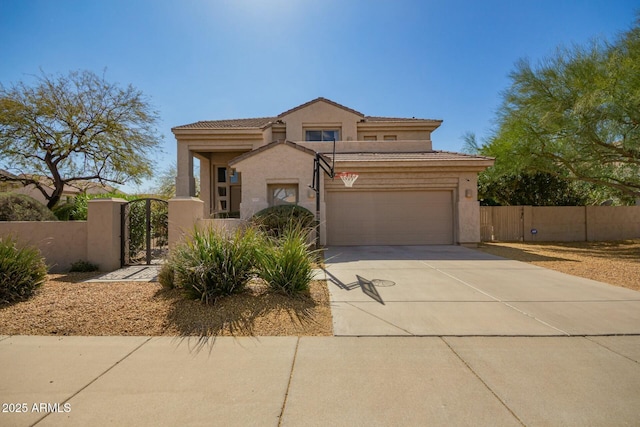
[
  {"x1": 251, "y1": 205, "x2": 315, "y2": 238},
  {"x1": 0, "y1": 193, "x2": 57, "y2": 221}
]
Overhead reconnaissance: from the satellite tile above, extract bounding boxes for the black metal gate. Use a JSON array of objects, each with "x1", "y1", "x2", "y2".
[{"x1": 121, "y1": 198, "x2": 168, "y2": 266}]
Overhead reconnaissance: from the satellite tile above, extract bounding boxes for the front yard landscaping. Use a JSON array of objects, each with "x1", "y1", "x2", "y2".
[
  {"x1": 0, "y1": 272, "x2": 332, "y2": 336},
  {"x1": 3, "y1": 240, "x2": 638, "y2": 337},
  {"x1": 476, "y1": 240, "x2": 640, "y2": 292}
]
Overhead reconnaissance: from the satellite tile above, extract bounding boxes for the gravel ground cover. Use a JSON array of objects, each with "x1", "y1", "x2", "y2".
[
  {"x1": 476, "y1": 240, "x2": 640, "y2": 292},
  {"x1": 0, "y1": 273, "x2": 333, "y2": 336}
]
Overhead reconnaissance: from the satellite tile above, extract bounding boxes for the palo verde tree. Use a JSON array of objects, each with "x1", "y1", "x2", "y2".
[
  {"x1": 481, "y1": 17, "x2": 640, "y2": 202},
  {"x1": 0, "y1": 70, "x2": 161, "y2": 208}
]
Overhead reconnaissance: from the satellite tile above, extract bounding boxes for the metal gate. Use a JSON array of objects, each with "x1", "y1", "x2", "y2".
[{"x1": 121, "y1": 198, "x2": 168, "y2": 266}]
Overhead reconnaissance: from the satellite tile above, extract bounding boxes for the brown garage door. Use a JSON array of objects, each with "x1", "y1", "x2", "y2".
[{"x1": 326, "y1": 190, "x2": 454, "y2": 245}]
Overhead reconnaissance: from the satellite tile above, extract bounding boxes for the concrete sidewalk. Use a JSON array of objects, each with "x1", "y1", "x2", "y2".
[
  {"x1": 1, "y1": 335, "x2": 640, "y2": 426},
  {"x1": 323, "y1": 246, "x2": 640, "y2": 336}
]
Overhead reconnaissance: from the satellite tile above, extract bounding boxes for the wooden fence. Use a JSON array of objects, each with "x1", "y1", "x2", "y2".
[{"x1": 480, "y1": 206, "x2": 640, "y2": 242}]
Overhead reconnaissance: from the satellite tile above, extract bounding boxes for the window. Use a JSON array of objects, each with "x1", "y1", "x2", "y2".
[
  {"x1": 383, "y1": 135, "x2": 397, "y2": 141},
  {"x1": 268, "y1": 184, "x2": 298, "y2": 206},
  {"x1": 363, "y1": 136, "x2": 377, "y2": 141},
  {"x1": 217, "y1": 167, "x2": 227, "y2": 183},
  {"x1": 305, "y1": 129, "x2": 340, "y2": 141}
]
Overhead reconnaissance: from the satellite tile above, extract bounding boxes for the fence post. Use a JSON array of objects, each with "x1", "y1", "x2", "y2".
[
  {"x1": 87, "y1": 198, "x2": 128, "y2": 271},
  {"x1": 168, "y1": 197, "x2": 204, "y2": 248},
  {"x1": 522, "y1": 206, "x2": 533, "y2": 242}
]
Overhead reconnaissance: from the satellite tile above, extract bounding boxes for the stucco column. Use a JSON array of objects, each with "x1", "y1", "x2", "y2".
[
  {"x1": 87, "y1": 198, "x2": 127, "y2": 271},
  {"x1": 198, "y1": 155, "x2": 211, "y2": 216},
  {"x1": 457, "y1": 199, "x2": 480, "y2": 245},
  {"x1": 176, "y1": 142, "x2": 195, "y2": 197},
  {"x1": 457, "y1": 174, "x2": 481, "y2": 246},
  {"x1": 168, "y1": 197, "x2": 204, "y2": 247}
]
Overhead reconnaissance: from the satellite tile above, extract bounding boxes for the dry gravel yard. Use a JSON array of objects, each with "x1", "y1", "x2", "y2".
[
  {"x1": 476, "y1": 240, "x2": 640, "y2": 292},
  {"x1": 0, "y1": 273, "x2": 333, "y2": 337}
]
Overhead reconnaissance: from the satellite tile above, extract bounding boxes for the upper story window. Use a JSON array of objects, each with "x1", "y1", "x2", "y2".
[
  {"x1": 383, "y1": 135, "x2": 397, "y2": 141},
  {"x1": 305, "y1": 129, "x2": 340, "y2": 141}
]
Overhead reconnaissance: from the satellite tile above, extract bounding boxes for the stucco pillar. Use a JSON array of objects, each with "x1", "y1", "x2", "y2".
[
  {"x1": 457, "y1": 200, "x2": 480, "y2": 246},
  {"x1": 168, "y1": 197, "x2": 204, "y2": 247},
  {"x1": 176, "y1": 142, "x2": 195, "y2": 197},
  {"x1": 87, "y1": 198, "x2": 127, "y2": 272},
  {"x1": 457, "y1": 174, "x2": 481, "y2": 246},
  {"x1": 199, "y1": 155, "x2": 211, "y2": 216}
]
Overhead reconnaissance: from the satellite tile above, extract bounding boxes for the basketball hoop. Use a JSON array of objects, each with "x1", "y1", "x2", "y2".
[{"x1": 336, "y1": 172, "x2": 359, "y2": 187}]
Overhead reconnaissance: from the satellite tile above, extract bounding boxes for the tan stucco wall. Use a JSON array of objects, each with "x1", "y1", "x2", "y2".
[
  {"x1": 87, "y1": 198, "x2": 127, "y2": 271},
  {"x1": 231, "y1": 144, "x2": 316, "y2": 219},
  {"x1": 196, "y1": 218, "x2": 247, "y2": 237},
  {"x1": 168, "y1": 197, "x2": 204, "y2": 247},
  {"x1": 279, "y1": 100, "x2": 361, "y2": 141},
  {"x1": 356, "y1": 129, "x2": 431, "y2": 142},
  {"x1": 297, "y1": 140, "x2": 431, "y2": 153},
  {"x1": 0, "y1": 221, "x2": 88, "y2": 273}
]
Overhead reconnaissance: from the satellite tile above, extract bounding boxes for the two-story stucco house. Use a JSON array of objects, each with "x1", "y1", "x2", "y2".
[{"x1": 172, "y1": 97, "x2": 493, "y2": 246}]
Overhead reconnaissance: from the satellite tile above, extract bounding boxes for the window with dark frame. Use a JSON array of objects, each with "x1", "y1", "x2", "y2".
[{"x1": 305, "y1": 129, "x2": 340, "y2": 141}]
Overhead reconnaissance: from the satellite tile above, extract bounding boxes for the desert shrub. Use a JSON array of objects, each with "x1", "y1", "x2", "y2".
[
  {"x1": 52, "y1": 202, "x2": 77, "y2": 220},
  {"x1": 158, "y1": 263, "x2": 174, "y2": 289},
  {"x1": 168, "y1": 227, "x2": 261, "y2": 304},
  {"x1": 257, "y1": 225, "x2": 317, "y2": 295},
  {"x1": 0, "y1": 237, "x2": 48, "y2": 304},
  {"x1": 251, "y1": 205, "x2": 315, "y2": 238},
  {"x1": 69, "y1": 259, "x2": 99, "y2": 272},
  {"x1": 0, "y1": 193, "x2": 57, "y2": 221}
]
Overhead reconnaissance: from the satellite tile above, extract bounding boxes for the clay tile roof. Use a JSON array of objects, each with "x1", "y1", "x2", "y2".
[
  {"x1": 330, "y1": 151, "x2": 494, "y2": 162},
  {"x1": 229, "y1": 140, "x2": 320, "y2": 166},
  {"x1": 172, "y1": 98, "x2": 442, "y2": 129},
  {"x1": 363, "y1": 116, "x2": 442, "y2": 123},
  {"x1": 278, "y1": 97, "x2": 364, "y2": 118},
  {"x1": 172, "y1": 117, "x2": 276, "y2": 130}
]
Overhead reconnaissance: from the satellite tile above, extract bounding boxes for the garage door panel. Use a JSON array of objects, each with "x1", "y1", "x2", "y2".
[{"x1": 326, "y1": 190, "x2": 453, "y2": 245}]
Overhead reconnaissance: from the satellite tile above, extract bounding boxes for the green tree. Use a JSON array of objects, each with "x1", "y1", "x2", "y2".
[
  {"x1": 483, "y1": 18, "x2": 640, "y2": 202},
  {"x1": 478, "y1": 172, "x2": 589, "y2": 206},
  {"x1": 0, "y1": 70, "x2": 161, "y2": 209},
  {"x1": 151, "y1": 162, "x2": 200, "y2": 199},
  {"x1": 153, "y1": 163, "x2": 178, "y2": 198}
]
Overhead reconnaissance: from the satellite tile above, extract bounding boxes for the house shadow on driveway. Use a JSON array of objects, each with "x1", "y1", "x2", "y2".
[{"x1": 323, "y1": 244, "x2": 508, "y2": 263}]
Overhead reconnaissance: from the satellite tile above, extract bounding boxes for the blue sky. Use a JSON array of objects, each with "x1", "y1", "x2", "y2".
[{"x1": 0, "y1": 0, "x2": 637, "y2": 193}]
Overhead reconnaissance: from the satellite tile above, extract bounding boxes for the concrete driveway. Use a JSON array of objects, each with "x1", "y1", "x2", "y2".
[{"x1": 322, "y1": 245, "x2": 640, "y2": 336}]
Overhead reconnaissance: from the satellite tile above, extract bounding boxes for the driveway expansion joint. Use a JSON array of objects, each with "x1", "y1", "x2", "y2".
[
  {"x1": 441, "y1": 337, "x2": 526, "y2": 426},
  {"x1": 345, "y1": 301, "x2": 413, "y2": 335},
  {"x1": 278, "y1": 337, "x2": 300, "y2": 426},
  {"x1": 585, "y1": 336, "x2": 640, "y2": 365},
  {"x1": 420, "y1": 260, "x2": 572, "y2": 336}
]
